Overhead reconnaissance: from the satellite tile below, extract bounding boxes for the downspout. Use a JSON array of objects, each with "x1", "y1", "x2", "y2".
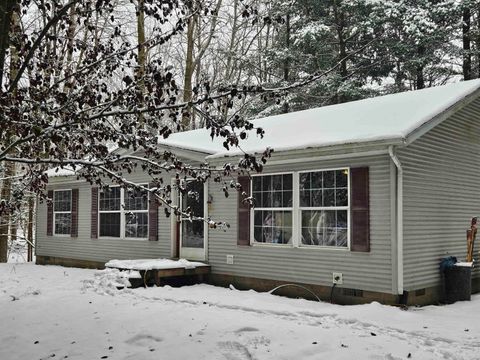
[{"x1": 388, "y1": 145, "x2": 404, "y2": 296}]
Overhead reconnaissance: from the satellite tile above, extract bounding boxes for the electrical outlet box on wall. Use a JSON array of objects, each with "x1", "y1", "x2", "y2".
[
  {"x1": 226, "y1": 255, "x2": 234, "y2": 265},
  {"x1": 332, "y1": 272, "x2": 343, "y2": 285}
]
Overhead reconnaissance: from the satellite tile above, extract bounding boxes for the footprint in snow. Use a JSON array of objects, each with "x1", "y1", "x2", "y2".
[
  {"x1": 217, "y1": 341, "x2": 255, "y2": 360},
  {"x1": 125, "y1": 334, "x2": 163, "y2": 347},
  {"x1": 235, "y1": 327, "x2": 259, "y2": 333}
]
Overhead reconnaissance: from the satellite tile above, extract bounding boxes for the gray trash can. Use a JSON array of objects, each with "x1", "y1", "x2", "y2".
[{"x1": 444, "y1": 265, "x2": 472, "y2": 304}]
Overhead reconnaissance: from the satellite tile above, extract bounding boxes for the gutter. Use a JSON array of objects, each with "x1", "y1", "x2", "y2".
[{"x1": 388, "y1": 145, "x2": 404, "y2": 296}]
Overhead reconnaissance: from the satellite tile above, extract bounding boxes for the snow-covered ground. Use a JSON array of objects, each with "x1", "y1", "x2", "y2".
[{"x1": 1, "y1": 263, "x2": 479, "y2": 360}]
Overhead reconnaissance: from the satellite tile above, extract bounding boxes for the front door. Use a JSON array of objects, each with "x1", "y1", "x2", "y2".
[{"x1": 179, "y1": 180, "x2": 206, "y2": 261}]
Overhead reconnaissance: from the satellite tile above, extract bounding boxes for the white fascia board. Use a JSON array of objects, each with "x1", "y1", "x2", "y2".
[
  {"x1": 157, "y1": 144, "x2": 213, "y2": 162},
  {"x1": 207, "y1": 139, "x2": 402, "y2": 168}
]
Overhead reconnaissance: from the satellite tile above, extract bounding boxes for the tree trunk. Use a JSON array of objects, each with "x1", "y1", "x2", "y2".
[
  {"x1": 0, "y1": 162, "x2": 14, "y2": 262},
  {"x1": 416, "y1": 45, "x2": 425, "y2": 89},
  {"x1": 0, "y1": 0, "x2": 15, "y2": 87},
  {"x1": 0, "y1": 4, "x2": 20, "y2": 262},
  {"x1": 333, "y1": 0, "x2": 348, "y2": 103},
  {"x1": 477, "y1": 5, "x2": 480, "y2": 78},
  {"x1": 27, "y1": 196, "x2": 34, "y2": 262},
  {"x1": 225, "y1": 0, "x2": 238, "y2": 81},
  {"x1": 463, "y1": 7, "x2": 472, "y2": 80},
  {"x1": 182, "y1": 15, "x2": 196, "y2": 130},
  {"x1": 282, "y1": 13, "x2": 291, "y2": 114},
  {"x1": 136, "y1": 0, "x2": 146, "y2": 124},
  {"x1": 64, "y1": 5, "x2": 77, "y2": 93}
]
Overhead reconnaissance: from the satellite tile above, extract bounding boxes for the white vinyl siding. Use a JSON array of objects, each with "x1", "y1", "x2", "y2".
[
  {"x1": 398, "y1": 97, "x2": 480, "y2": 290},
  {"x1": 36, "y1": 171, "x2": 171, "y2": 262},
  {"x1": 208, "y1": 154, "x2": 394, "y2": 294}
]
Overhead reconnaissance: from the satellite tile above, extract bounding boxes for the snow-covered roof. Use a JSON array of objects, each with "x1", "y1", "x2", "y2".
[
  {"x1": 158, "y1": 80, "x2": 480, "y2": 158},
  {"x1": 45, "y1": 166, "x2": 77, "y2": 178}
]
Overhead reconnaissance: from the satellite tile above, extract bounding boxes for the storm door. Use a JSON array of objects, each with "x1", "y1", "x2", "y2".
[{"x1": 179, "y1": 180, "x2": 206, "y2": 261}]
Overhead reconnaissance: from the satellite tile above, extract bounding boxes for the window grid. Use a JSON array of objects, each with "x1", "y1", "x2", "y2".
[
  {"x1": 249, "y1": 169, "x2": 350, "y2": 250},
  {"x1": 53, "y1": 190, "x2": 72, "y2": 236},
  {"x1": 251, "y1": 173, "x2": 294, "y2": 245},
  {"x1": 124, "y1": 187, "x2": 149, "y2": 239},
  {"x1": 99, "y1": 185, "x2": 149, "y2": 239},
  {"x1": 299, "y1": 168, "x2": 350, "y2": 248}
]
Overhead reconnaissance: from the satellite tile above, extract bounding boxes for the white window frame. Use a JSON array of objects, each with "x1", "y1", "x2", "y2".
[
  {"x1": 297, "y1": 167, "x2": 351, "y2": 250},
  {"x1": 98, "y1": 185, "x2": 149, "y2": 240},
  {"x1": 53, "y1": 189, "x2": 72, "y2": 237},
  {"x1": 250, "y1": 172, "x2": 295, "y2": 247},
  {"x1": 249, "y1": 168, "x2": 351, "y2": 250}
]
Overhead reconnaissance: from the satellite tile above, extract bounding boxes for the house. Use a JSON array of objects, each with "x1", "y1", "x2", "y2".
[{"x1": 36, "y1": 80, "x2": 480, "y2": 305}]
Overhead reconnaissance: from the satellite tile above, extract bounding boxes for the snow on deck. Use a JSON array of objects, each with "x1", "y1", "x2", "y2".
[
  {"x1": 105, "y1": 258, "x2": 209, "y2": 271},
  {"x1": 158, "y1": 80, "x2": 480, "y2": 157}
]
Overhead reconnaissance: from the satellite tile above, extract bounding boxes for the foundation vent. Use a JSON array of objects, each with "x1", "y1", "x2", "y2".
[
  {"x1": 343, "y1": 288, "x2": 363, "y2": 297},
  {"x1": 415, "y1": 288, "x2": 426, "y2": 297}
]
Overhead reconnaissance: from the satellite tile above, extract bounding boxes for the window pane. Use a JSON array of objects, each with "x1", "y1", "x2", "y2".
[
  {"x1": 299, "y1": 173, "x2": 310, "y2": 191},
  {"x1": 311, "y1": 172, "x2": 322, "y2": 189},
  {"x1": 311, "y1": 190, "x2": 322, "y2": 207},
  {"x1": 337, "y1": 210, "x2": 348, "y2": 228},
  {"x1": 262, "y1": 176, "x2": 271, "y2": 191},
  {"x1": 323, "y1": 171, "x2": 335, "y2": 188},
  {"x1": 336, "y1": 169, "x2": 348, "y2": 188},
  {"x1": 336, "y1": 188, "x2": 348, "y2": 206},
  {"x1": 54, "y1": 213, "x2": 71, "y2": 235},
  {"x1": 252, "y1": 191, "x2": 261, "y2": 207},
  {"x1": 261, "y1": 191, "x2": 272, "y2": 208},
  {"x1": 300, "y1": 170, "x2": 348, "y2": 208},
  {"x1": 125, "y1": 213, "x2": 148, "y2": 238},
  {"x1": 252, "y1": 177, "x2": 262, "y2": 192},
  {"x1": 54, "y1": 191, "x2": 71, "y2": 212},
  {"x1": 100, "y1": 213, "x2": 121, "y2": 237},
  {"x1": 301, "y1": 210, "x2": 347, "y2": 247},
  {"x1": 283, "y1": 174, "x2": 293, "y2": 190},
  {"x1": 100, "y1": 187, "x2": 121, "y2": 211},
  {"x1": 272, "y1": 175, "x2": 282, "y2": 190},
  {"x1": 337, "y1": 229, "x2": 348, "y2": 247},
  {"x1": 282, "y1": 190, "x2": 293, "y2": 207},
  {"x1": 273, "y1": 191, "x2": 282, "y2": 207},
  {"x1": 323, "y1": 189, "x2": 335, "y2": 206},
  {"x1": 125, "y1": 187, "x2": 148, "y2": 211},
  {"x1": 253, "y1": 210, "x2": 292, "y2": 244},
  {"x1": 300, "y1": 190, "x2": 310, "y2": 207},
  {"x1": 182, "y1": 220, "x2": 204, "y2": 247},
  {"x1": 254, "y1": 174, "x2": 293, "y2": 209}
]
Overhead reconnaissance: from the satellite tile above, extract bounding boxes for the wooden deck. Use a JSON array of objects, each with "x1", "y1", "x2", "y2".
[{"x1": 106, "y1": 261, "x2": 211, "y2": 288}]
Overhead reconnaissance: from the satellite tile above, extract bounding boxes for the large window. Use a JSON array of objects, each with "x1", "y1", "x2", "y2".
[
  {"x1": 99, "y1": 186, "x2": 148, "y2": 239},
  {"x1": 300, "y1": 169, "x2": 349, "y2": 247},
  {"x1": 53, "y1": 190, "x2": 72, "y2": 235},
  {"x1": 124, "y1": 188, "x2": 149, "y2": 238},
  {"x1": 252, "y1": 174, "x2": 293, "y2": 244},
  {"x1": 249, "y1": 169, "x2": 350, "y2": 249}
]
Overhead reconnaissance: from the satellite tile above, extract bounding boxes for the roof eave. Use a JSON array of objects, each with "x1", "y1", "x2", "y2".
[
  {"x1": 157, "y1": 143, "x2": 214, "y2": 162},
  {"x1": 206, "y1": 137, "x2": 406, "y2": 162},
  {"x1": 404, "y1": 86, "x2": 480, "y2": 145}
]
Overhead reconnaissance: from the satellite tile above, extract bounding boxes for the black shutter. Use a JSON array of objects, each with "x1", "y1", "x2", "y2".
[
  {"x1": 71, "y1": 189, "x2": 79, "y2": 237},
  {"x1": 350, "y1": 167, "x2": 370, "y2": 252},
  {"x1": 47, "y1": 190, "x2": 53, "y2": 236},
  {"x1": 148, "y1": 183, "x2": 159, "y2": 241},
  {"x1": 91, "y1": 188, "x2": 98, "y2": 239},
  {"x1": 237, "y1": 176, "x2": 251, "y2": 246}
]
